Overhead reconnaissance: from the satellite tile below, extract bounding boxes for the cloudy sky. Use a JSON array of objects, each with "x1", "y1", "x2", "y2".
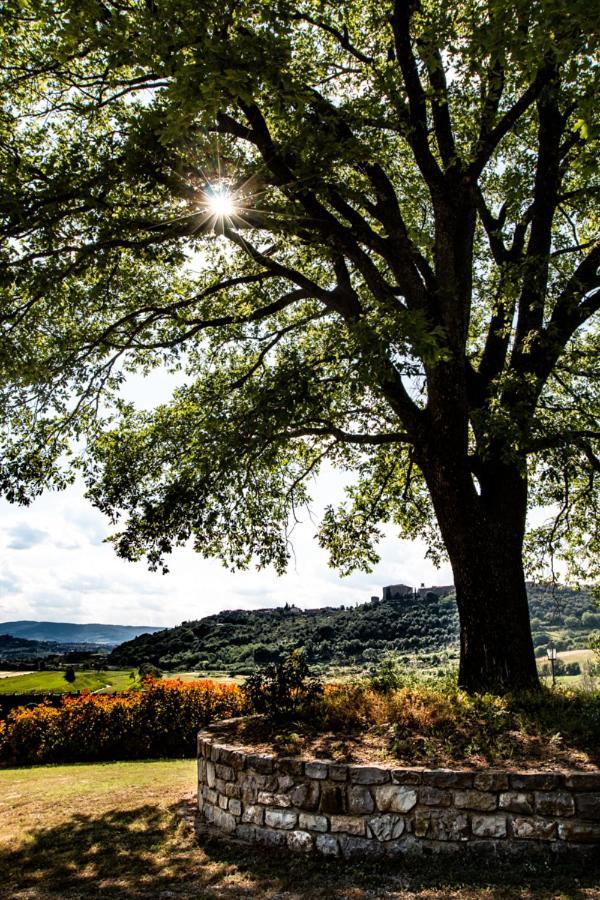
[{"x1": 0, "y1": 369, "x2": 453, "y2": 628}]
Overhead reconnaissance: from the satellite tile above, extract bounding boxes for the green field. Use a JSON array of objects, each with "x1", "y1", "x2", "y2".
[{"x1": 0, "y1": 669, "x2": 137, "y2": 695}]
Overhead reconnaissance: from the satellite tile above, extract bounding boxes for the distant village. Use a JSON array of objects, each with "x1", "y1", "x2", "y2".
[{"x1": 373, "y1": 584, "x2": 455, "y2": 603}]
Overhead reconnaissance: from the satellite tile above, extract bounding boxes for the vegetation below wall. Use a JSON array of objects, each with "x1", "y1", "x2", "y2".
[{"x1": 109, "y1": 585, "x2": 598, "y2": 674}]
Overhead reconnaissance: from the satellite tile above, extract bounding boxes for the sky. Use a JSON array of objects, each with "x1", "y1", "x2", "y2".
[{"x1": 0, "y1": 370, "x2": 453, "y2": 628}]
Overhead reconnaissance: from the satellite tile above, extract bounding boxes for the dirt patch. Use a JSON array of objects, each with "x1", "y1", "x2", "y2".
[
  {"x1": 208, "y1": 716, "x2": 599, "y2": 771},
  {"x1": 0, "y1": 672, "x2": 34, "y2": 679}
]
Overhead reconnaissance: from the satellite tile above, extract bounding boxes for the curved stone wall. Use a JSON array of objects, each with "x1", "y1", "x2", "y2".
[{"x1": 197, "y1": 723, "x2": 600, "y2": 858}]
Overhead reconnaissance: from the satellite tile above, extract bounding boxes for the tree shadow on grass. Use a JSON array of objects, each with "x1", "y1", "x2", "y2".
[{"x1": 1, "y1": 803, "x2": 599, "y2": 900}]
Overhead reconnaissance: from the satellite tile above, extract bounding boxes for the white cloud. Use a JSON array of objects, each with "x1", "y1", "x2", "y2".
[
  {"x1": 5, "y1": 523, "x2": 48, "y2": 550},
  {"x1": 0, "y1": 472, "x2": 453, "y2": 627}
]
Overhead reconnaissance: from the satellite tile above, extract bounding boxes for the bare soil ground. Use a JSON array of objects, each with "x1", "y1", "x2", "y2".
[
  {"x1": 209, "y1": 717, "x2": 600, "y2": 771},
  {"x1": 1, "y1": 760, "x2": 598, "y2": 899}
]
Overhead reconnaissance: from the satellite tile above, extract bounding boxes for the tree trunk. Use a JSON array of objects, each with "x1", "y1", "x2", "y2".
[
  {"x1": 451, "y1": 522, "x2": 540, "y2": 693},
  {"x1": 421, "y1": 450, "x2": 540, "y2": 693}
]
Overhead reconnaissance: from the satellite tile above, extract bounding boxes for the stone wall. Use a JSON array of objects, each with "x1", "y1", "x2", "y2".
[{"x1": 197, "y1": 724, "x2": 600, "y2": 858}]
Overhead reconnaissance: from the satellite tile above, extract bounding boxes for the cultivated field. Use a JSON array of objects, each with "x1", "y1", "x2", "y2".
[
  {"x1": 0, "y1": 761, "x2": 599, "y2": 898},
  {"x1": 0, "y1": 670, "x2": 136, "y2": 695}
]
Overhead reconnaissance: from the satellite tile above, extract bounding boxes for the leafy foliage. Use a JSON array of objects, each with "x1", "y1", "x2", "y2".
[
  {"x1": 242, "y1": 650, "x2": 322, "y2": 721},
  {"x1": 0, "y1": 679, "x2": 245, "y2": 766},
  {"x1": 0, "y1": 0, "x2": 599, "y2": 688}
]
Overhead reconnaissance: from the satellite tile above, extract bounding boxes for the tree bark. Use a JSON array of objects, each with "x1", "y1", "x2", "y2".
[{"x1": 420, "y1": 444, "x2": 540, "y2": 693}]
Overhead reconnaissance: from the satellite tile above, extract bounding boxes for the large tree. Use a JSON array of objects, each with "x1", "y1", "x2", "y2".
[{"x1": 0, "y1": 0, "x2": 598, "y2": 691}]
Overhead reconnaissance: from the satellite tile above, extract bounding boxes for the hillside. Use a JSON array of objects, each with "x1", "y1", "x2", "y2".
[
  {"x1": 109, "y1": 584, "x2": 599, "y2": 674},
  {"x1": 0, "y1": 634, "x2": 59, "y2": 660},
  {"x1": 0, "y1": 620, "x2": 163, "y2": 646}
]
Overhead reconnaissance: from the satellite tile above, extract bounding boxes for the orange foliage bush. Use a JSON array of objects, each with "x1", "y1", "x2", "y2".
[{"x1": 0, "y1": 678, "x2": 246, "y2": 766}]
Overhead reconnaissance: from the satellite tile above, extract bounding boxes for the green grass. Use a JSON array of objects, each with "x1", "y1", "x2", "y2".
[
  {"x1": 0, "y1": 760, "x2": 598, "y2": 899},
  {"x1": 0, "y1": 669, "x2": 137, "y2": 695}
]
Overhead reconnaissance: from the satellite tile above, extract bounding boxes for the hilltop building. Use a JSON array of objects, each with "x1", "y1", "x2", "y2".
[{"x1": 381, "y1": 583, "x2": 454, "y2": 602}]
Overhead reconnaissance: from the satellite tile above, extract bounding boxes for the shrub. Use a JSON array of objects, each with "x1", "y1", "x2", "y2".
[
  {"x1": 138, "y1": 662, "x2": 162, "y2": 679},
  {"x1": 243, "y1": 650, "x2": 322, "y2": 721},
  {"x1": 64, "y1": 666, "x2": 76, "y2": 684},
  {"x1": 0, "y1": 679, "x2": 245, "y2": 766},
  {"x1": 368, "y1": 654, "x2": 405, "y2": 694},
  {"x1": 314, "y1": 680, "x2": 600, "y2": 765}
]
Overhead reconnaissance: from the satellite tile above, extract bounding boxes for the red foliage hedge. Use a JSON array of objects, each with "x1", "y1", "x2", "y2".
[{"x1": 0, "y1": 678, "x2": 246, "y2": 765}]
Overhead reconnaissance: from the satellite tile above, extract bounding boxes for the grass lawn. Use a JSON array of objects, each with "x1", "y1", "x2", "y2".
[
  {"x1": 0, "y1": 761, "x2": 599, "y2": 899},
  {"x1": 0, "y1": 670, "x2": 137, "y2": 695}
]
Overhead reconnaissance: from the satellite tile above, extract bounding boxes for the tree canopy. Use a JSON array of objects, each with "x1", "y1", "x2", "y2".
[{"x1": 0, "y1": 0, "x2": 598, "y2": 689}]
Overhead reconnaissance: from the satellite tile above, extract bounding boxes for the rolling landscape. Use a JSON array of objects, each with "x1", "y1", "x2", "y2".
[
  {"x1": 1, "y1": 0, "x2": 599, "y2": 892},
  {"x1": 1, "y1": 583, "x2": 598, "y2": 692}
]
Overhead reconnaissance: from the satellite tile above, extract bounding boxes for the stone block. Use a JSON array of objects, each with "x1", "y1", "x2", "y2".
[
  {"x1": 241, "y1": 786, "x2": 258, "y2": 804},
  {"x1": 473, "y1": 772, "x2": 509, "y2": 791},
  {"x1": 338, "y1": 835, "x2": 384, "y2": 859},
  {"x1": 316, "y1": 833, "x2": 339, "y2": 856},
  {"x1": 290, "y1": 781, "x2": 320, "y2": 810},
  {"x1": 277, "y1": 775, "x2": 295, "y2": 792},
  {"x1": 203, "y1": 786, "x2": 218, "y2": 805},
  {"x1": 215, "y1": 745, "x2": 235, "y2": 764},
  {"x1": 575, "y1": 793, "x2": 600, "y2": 821},
  {"x1": 253, "y1": 825, "x2": 287, "y2": 847},
  {"x1": 534, "y1": 791, "x2": 575, "y2": 818},
  {"x1": 299, "y1": 812, "x2": 328, "y2": 832},
  {"x1": 558, "y1": 820, "x2": 600, "y2": 843},
  {"x1": 228, "y1": 750, "x2": 246, "y2": 771},
  {"x1": 235, "y1": 823, "x2": 256, "y2": 843},
  {"x1": 427, "y1": 769, "x2": 473, "y2": 789},
  {"x1": 224, "y1": 782, "x2": 241, "y2": 799},
  {"x1": 206, "y1": 761, "x2": 216, "y2": 789},
  {"x1": 499, "y1": 792, "x2": 533, "y2": 815},
  {"x1": 320, "y1": 784, "x2": 347, "y2": 815},
  {"x1": 511, "y1": 816, "x2": 556, "y2": 840},
  {"x1": 349, "y1": 765, "x2": 390, "y2": 785},
  {"x1": 277, "y1": 757, "x2": 304, "y2": 776},
  {"x1": 287, "y1": 830, "x2": 313, "y2": 852},
  {"x1": 257, "y1": 791, "x2": 292, "y2": 808},
  {"x1": 564, "y1": 773, "x2": 600, "y2": 790},
  {"x1": 471, "y1": 814, "x2": 507, "y2": 839},
  {"x1": 509, "y1": 773, "x2": 560, "y2": 791},
  {"x1": 414, "y1": 810, "x2": 430, "y2": 838},
  {"x1": 374, "y1": 785, "x2": 417, "y2": 813},
  {"x1": 215, "y1": 763, "x2": 235, "y2": 782},
  {"x1": 454, "y1": 790, "x2": 497, "y2": 811},
  {"x1": 330, "y1": 815, "x2": 365, "y2": 836},
  {"x1": 264, "y1": 807, "x2": 298, "y2": 830},
  {"x1": 212, "y1": 806, "x2": 237, "y2": 833},
  {"x1": 347, "y1": 785, "x2": 375, "y2": 815},
  {"x1": 418, "y1": 786, "x2": 451, "y2": 806},
  {"x1": 305, "y1": 761, "x2": 329, "y2": 779},
  {"x1": 198, "y1": 758, "x2": 206, "y2": 783},
  {"x1": 328, "y1": 764, "x2": 349, "y2": 782},
  {"x1": 228, "y1": 798, "x2": 242, "y2": 816},
  {"x1": 218, "y1": 794, "x2": 228, "y2": 810},
  {"x1": 427, "y1": 809, "x2": 470, "y2": 842},
  {"x1": 391, "y1": 769, "x2": 422, "y2": 785},
  {"x1": 246, "y1": 753, "x2": 274, "y2": 774},
  {"x1": 367, "y1": 814, "x2": 405, "y2": 841},
  {"x1": 241, "y1": 804, "x2": 264, "y2": 826}
]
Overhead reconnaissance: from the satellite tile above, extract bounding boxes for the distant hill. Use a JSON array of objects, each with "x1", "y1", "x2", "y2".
[
  {"x1": 0, "y1": 620, "x2": 163, "y2": 647},
  {"x1": 109, "y1": 584, "x2": 598, "y2": 674}
]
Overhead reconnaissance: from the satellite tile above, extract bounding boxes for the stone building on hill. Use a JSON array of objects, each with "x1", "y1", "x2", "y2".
[{"x1": 381, "y1": 583, "x2": 454, "y2": 602}]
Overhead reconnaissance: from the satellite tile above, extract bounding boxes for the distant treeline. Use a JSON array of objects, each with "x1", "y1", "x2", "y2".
[{"x1": 109, "y1": 585, "x2": 598, "y2": 674}]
